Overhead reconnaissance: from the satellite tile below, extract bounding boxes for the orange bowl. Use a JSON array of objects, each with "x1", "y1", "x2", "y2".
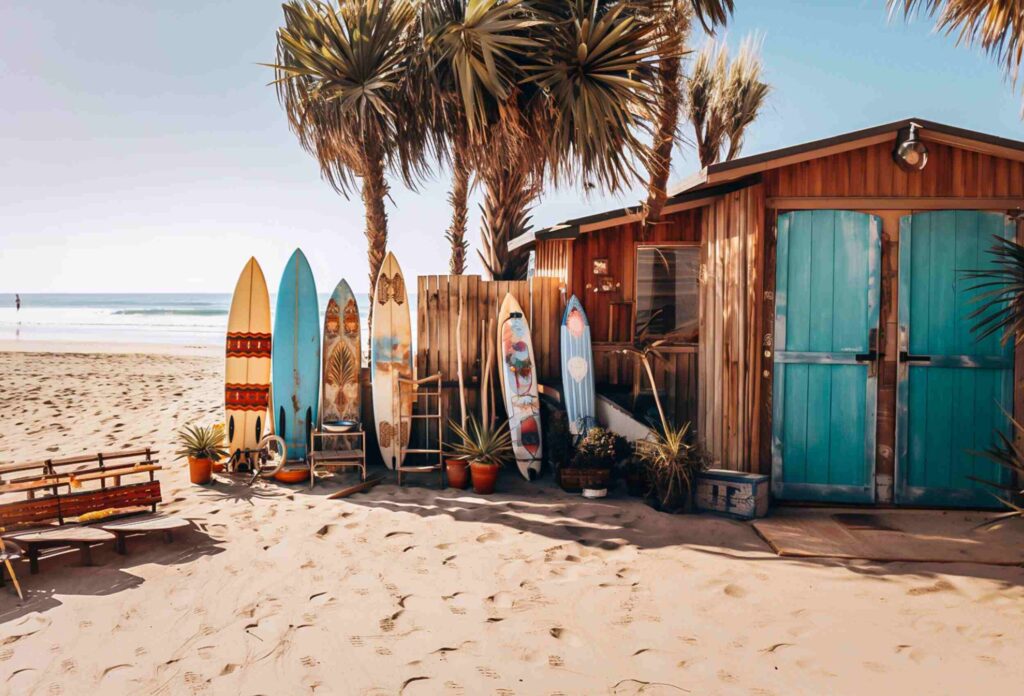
[{"x1": 274, "y1": 467, "x2": 310, "y2": 484}]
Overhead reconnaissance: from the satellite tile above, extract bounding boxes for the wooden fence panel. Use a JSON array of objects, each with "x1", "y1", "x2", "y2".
[{"x1": 415, "y1": 275, "x2": 561, "y2": 443}]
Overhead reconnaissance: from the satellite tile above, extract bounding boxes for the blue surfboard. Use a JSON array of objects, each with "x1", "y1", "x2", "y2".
[
  {"x1": 560, "y1": 295, "x2": 596, "y2": 435},
  {"x1": 272, "y1": 248, "x2": 320, "y2": 461}
]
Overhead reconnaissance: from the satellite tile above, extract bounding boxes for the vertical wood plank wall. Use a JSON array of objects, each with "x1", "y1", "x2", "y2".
[
  {"x1": 415, "y1": 275, "x2": 561, "y2": 443},
  {"x1": 534, "y1": 137, "x2": 1024, "y2": 479},
  {"x1": 699, "y1": 185, "x2": 766, "y2": 471},
  {"x1": 535, "y1": 211, "x2": 703, "y2": 427}
]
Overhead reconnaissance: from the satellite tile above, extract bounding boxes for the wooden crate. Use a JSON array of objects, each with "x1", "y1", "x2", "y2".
[{"x1": 695, "y1": 469, "x2": 769, "y2": 520}]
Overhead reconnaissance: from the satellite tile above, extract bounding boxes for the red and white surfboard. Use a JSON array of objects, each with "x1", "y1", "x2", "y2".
[{"x1": 225, "y1": 257, "x2": 272, "y2": 457}]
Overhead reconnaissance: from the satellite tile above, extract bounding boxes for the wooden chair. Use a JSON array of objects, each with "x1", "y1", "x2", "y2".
[
  {"x1": 307, "y1": 428, "x2": 367, "y2": 489},
  {"x1": 397, "y1": 374, "x2": 445, "y2": 487}
]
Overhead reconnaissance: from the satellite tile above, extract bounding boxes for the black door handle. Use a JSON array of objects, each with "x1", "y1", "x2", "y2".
[
  {"x1": 899, "y1": 351, "x2": 931, "y2": 363},
  {"x1": 854, "y1": 350, "x2": 878, "y2": 362}
]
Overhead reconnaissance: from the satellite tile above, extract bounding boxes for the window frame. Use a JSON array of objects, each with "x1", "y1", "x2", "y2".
[{"x1": 633, "y1": 241, "x2": 701, "y2": 345}]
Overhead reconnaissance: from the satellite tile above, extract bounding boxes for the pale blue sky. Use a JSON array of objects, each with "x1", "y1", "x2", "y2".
[{"x1": 1, "y1": 1, "x2": 1022, "y2": 293}]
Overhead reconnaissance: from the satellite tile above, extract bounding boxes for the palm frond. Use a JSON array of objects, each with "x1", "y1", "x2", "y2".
[
  {"x1": 890, "y1": 1, "x2": 1024, "y2": 83},
  {"x1": 963, "y1": 234, "x2": 1024, "y2": 345},
  {"x1": 523, "y1": 0, "x2": 660, "y2": 193}
]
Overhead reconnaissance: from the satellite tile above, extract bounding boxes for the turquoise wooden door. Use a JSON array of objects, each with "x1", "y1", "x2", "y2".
[
  {"x1": 772, "y1": 211, "x2": 881, "y2": 503},
  {"x1": 896, "y1": 211, "x2": 1015, "y2": 507}
]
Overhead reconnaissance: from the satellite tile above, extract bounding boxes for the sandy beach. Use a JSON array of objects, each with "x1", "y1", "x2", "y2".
[{"x1": 0, "y1": 347, "x2": 1022, "y2": 695}]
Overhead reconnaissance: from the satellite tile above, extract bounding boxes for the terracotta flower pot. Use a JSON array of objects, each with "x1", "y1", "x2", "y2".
[
  {"x1": 188, "y1": 456, "x2": 213, "y2": 485},
  {"x1": 446, "y1": 458, "x2": 469, "y2": 489},
  {"x1": 470, "y1": 461, "x2": 499, "y2": 495}
]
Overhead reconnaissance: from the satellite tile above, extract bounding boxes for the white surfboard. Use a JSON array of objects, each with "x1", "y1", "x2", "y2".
[
  {"x1": 496, "y1": 293, "x2": 543, "y2": 480},
  {"x1": 370, "y1": 252, "x2": 413, "y2": 469}
]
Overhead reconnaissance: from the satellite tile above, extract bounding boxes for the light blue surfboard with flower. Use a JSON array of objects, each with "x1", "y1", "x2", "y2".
[{"x1": 560, "y1": 295, "x2": 596, "y2": 435}]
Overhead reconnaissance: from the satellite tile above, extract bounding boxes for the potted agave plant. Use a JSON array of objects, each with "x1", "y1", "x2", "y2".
[
  {"x1": 176, "y1": 423, "x2": 228, "y2": 485},
  {"x1": 449, "y1": 417, "x2": 512, "y2": 495},
  {"x1": 635, "y1": 422, "x2": 705, "y2": 513}
]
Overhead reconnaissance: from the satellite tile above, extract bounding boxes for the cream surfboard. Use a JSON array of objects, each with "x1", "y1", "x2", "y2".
[
  {"x1": 225, "y1": 257, "x2": 272, "y2": 459},
  {"x1": 322, "y1": 278, "x2": 362, "y2": 432},
  {"x1": 370, "y1": 252, "x2": 413, "y2": 469},
  {"x1": 497, "y1": 293, "x2": 542, "y2": 480}
]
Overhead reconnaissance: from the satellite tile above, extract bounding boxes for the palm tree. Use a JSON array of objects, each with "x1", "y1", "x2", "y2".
[
  {"x1": 497, "y1": 0, "x2": 663, "y2": 278},
  {"x1": 641, "y1": 0, "x2": 735, "y2": 231},
  {"x1": 272, "y1": 0, "x2": 423, "y2": 312},
  {"x1": 890, "y1": 1, "x2": 1024, "y2": 102},
  {"x1": 420, "y1": 0, "x2": 534, "y2": 275},
  {"x1": 686, "y1": 36, "x2": 770, "y2": 168}
]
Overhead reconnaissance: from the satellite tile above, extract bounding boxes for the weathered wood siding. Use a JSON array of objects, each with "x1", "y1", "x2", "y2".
[
  {"x1": 535, "y1": 137, "x2": 1024, "y2": 481},
  {"x1": 762, "y1": 140, "x2": 1024, "y2": 199},
  {"x1": 699, "y1": 185, "x2": 766, "y2": 472},
  {"x1": 534, "y1": 210, "x2": 702, "y2": 428},
  {"x1": 534, "y1": 239, "x2": 571, "y2": 284},
  {"x1": 416, "y1": 275, "x2": 561, "y2": 443}
]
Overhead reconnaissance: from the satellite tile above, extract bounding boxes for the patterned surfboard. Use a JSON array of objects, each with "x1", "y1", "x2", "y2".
[
  {"x1": 370, "y1": 252, "x2": 413, "y2": 469},
  {"x1": 272, "y1": 249, "x2": 320, "y2": 461},
  {"x1": 225, "y1": 257, "x2": 272, "y2": 458},
  {"x1": 560, "y1": 295, "x2": 596, "y2": 435},
  {"x1": 496, "y1": 293, "x2": 542, "y2": 480},
  {"x1": 322, "y1": 278, "x2": 361, "y2": 428}
]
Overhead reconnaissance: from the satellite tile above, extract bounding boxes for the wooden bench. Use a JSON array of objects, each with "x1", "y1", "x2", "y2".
[{"x1": 0, "y1": 448, "x2": 187, "y2": 576}]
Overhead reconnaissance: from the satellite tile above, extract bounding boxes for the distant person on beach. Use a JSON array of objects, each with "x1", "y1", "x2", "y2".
[{"x1": 15, "y1": 294, "x2": 20, "y2": 311}]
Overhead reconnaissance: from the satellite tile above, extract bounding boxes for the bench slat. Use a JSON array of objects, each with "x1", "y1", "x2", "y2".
[
  {"x1": 0, "y1": 465, "x2": 162, "y2": 495},
  {"x1": 60, "y1": 481, "x2": 162, "y2": 519}
]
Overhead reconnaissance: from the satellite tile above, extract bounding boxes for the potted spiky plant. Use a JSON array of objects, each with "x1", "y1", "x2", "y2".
[
  {"x1": 176, "y1": 424, "x2": 228, "y2": 485},
  {"x1": 635, "y1": 422, "x2": 705, "y2": 512},
  {"x1": 449, "y1": 417, "x2": 512, "y2": 495}
]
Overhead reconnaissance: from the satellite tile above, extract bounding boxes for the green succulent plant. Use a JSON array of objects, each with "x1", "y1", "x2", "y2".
[
  {"x1": 448, "y1": 416, "x2": 513, "y2": 467},
  {"x1": 635, "y1": 421, "x2": 705, "y2": 511},
  {"x1": 175, "y1": 424, "x2": 229, "y2": 462}
]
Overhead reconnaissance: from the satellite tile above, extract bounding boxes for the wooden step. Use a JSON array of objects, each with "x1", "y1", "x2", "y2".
[
  {"x1": 398, "y1": 465, "x2": 441, "y2": 473},
  {"x1": 310, "y1": 450, "x2": 364, "y2": 461},
  {"x1": 402, "y1": 449, "x2": 442, "y2": 455}
]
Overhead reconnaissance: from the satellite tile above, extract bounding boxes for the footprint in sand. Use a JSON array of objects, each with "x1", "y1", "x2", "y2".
[
  {"x1": 723, "y1": 584, "x2": 747, "y2": 598},
  {"x1": 908, "y1": 580, "x2": 955, "y2": 596}
]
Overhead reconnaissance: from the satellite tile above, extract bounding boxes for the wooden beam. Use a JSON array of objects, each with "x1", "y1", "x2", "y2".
[
  {"x1": 767, "y1": 197, "x2": 1024, "y2": 211},
  {"x1": 704, "y1": 133, "x2": 896, "y2": 187},
  {"x1": 921, "y1": 131, "x2": 1024, "y2": 164}
]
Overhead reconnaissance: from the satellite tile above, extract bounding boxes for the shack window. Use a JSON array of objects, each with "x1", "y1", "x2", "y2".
[{"x1": 635, "y1": 246, "x2": 699, "y2": 341}]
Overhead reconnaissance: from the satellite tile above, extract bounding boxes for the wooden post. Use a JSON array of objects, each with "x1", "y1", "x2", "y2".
[{"x1": 456, "y1": 293, "x2": 466, "y2": 429}]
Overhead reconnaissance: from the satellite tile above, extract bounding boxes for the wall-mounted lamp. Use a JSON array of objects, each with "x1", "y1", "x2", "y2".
[{"x1": 893, "y1": 123, "x2": 928, "y2": 173}]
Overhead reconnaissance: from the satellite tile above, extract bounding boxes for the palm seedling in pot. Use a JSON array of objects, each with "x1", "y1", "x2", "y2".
[
  {"x1": 176, "y1": 424, "x2": 229, "y2": 485},
  {"x1": 448, "y1": 416, "x2": 512, "y2": 495}
]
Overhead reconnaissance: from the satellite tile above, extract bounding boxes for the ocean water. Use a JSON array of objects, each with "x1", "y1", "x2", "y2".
[{"x1": 0, "y1": 292, "x2": 404, "y2": 348}]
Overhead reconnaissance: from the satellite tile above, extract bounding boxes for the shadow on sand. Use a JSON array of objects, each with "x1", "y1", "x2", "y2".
[
  {"x1": 0, "y1": 522, "x2": 223, "y2": 621},
  {"x1": 327, "y1": 471, "x2": 1024, "y2": 588}
]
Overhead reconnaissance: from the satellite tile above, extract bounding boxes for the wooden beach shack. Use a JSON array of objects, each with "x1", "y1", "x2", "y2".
[{"x1": 509, "y1": 118, "x2": 1024, "y2": 507}]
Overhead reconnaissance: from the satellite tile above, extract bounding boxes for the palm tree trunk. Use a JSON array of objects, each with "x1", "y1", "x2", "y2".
[
  {"x1": 479, "y1": 164, "x2": 533, "y2": 280},
  {"x1": 643, "y1": 53, "x2": 681, "y2": 235},
  {"x1": 361, "y1": 150, "x2": 389, "y2": 329},
  {"x1": 446, "y1": 144, "x2": 471, "y2": 275}
]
